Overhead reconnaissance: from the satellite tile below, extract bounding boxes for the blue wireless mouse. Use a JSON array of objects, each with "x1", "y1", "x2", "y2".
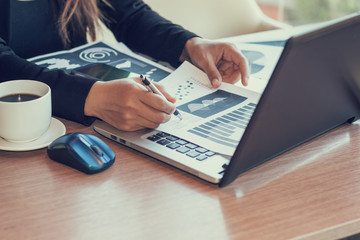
[{"x1": 47, "y1": 133, "x2": 115, "y2": 174}]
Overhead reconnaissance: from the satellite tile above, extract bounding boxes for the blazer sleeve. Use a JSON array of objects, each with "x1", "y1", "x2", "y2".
[
  {"x1": 0, "y1": 38, "x2": 97, "y2": 125},
  {"x1": 101, "y1": 0, "x2": 198, "y2": 67}
]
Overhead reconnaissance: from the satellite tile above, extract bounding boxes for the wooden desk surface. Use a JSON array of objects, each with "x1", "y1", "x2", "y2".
[{"x1": 1, "y1": 118, "x2": 360, "y2": 240}]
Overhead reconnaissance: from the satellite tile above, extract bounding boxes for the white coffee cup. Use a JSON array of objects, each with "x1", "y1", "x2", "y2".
[{"x1": 0, "y1": 80, "x2": 52, "y2": 143}]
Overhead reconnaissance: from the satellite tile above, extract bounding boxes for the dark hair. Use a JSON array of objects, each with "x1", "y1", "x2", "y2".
[{"x1": 51, "y1": 0, "x2": 112, "y2": 47}]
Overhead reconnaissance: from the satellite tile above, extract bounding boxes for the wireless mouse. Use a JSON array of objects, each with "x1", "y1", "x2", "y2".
[{"x1": 47, "y1": 133, "x2": 115, "y2": 174}]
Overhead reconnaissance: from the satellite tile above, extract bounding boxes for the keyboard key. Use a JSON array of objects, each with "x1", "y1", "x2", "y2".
[
  {"x1": 185, "y1": 143, "x2": 198, "y2": 149},
  {"x1": 157, "y1": 139, "x2": 171, "y2": 145},
  {"x1": 156, "y1": 132, "x2": 169, "y2": 138},
  {"x1": 147, "y1": 135, "x2": 161, "y2": 141},
  {"x1": 195, "y1": 147, "x2": 208, "y2": 154},
  {"x1": 196, "y1": 155, "x2": 208, "y2": 161},
  {"x1": 205, "y1": 151, "x2": 216, "y2": 157},
  {"x1": 176, "y1": 147, "x2": 190, "y2": 153},
  {"x1": 166, "y1": 142, "x2": 180, "y2": 149},
  {"x1": 166, "y1": 136, "x2": 179, "y2": 141},
  {"x1": 175, "y1": 139, "x2": 188, "y2": 145},
  {"x1": 186, "y1": 151, "x2": 200, "y2": 158}
]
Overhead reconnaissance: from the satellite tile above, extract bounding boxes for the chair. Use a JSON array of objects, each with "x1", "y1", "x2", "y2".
[{"x1": 144, "y1": 0, "x2": 289, "y2": 39}]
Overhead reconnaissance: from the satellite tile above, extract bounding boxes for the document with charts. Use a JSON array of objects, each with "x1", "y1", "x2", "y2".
[
  {"x1": 28, "y1": 41, "x2": 172, "y2": 82},
  {"x1": 157, "y1": 61, "x2": 261, "y2": 156},
  {"x1": 235, "y1": 42, "x2": 283, "y2": 93}
]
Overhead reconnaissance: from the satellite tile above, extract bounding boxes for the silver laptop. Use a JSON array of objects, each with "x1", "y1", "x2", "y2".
[{"x1": 92, "y1": 13, "x2": 360, "y2": 187}]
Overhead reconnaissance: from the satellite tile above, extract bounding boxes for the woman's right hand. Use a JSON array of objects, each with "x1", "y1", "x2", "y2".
[{"x1": 84, "y1": 77, "x2": 176, "y2": 131}]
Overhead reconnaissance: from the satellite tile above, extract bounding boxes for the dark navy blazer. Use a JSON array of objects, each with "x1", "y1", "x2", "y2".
[{"x1": 0, "y1": 0, "x2": 197, "y2": 125}]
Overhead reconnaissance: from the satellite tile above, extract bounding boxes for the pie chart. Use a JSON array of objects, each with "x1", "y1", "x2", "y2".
[{"x1": 241, "y1": 50, "x2": 266, "y2": 75}]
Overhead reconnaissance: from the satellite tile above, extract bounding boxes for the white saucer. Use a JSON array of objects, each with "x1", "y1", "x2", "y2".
[{"x1": 0, "y1": 118, "x2": 66, "y2": 151}]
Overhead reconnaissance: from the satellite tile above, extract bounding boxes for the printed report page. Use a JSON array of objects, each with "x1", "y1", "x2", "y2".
[{"x1": 157, "y1": 61, "x2": 261, "y2": 156}]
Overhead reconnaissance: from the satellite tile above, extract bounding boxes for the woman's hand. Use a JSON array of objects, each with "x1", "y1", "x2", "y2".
[
  {"x1": 84, "y1": 77, "x2": 176, "y2": 131},
  {"x1": 180, "y1": 37, "x2": 249, "y2": 88}
]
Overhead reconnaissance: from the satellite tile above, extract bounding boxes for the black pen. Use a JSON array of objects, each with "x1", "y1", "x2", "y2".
[{"x1": 140, "y1": 75, "x2": 183, "y2": 120}]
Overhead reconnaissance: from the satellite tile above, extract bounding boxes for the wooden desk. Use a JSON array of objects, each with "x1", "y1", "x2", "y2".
[{"x1": 1, "y1": 118, "x2": 360, "y2": 239}]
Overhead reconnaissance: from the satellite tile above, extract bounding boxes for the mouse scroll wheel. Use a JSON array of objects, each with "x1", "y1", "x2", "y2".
[{"x1": 91, "y1": 145, "x2": 104, "y2": 156}]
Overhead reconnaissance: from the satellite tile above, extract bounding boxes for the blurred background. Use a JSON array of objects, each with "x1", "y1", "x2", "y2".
[
  {"x1": 144, "y1": 0, "x2": 360, "y2": 39},
  {"x1": 99, "y1": 0, "x2": 360, "y2": 43},
  {"x1": 256, "y1": 0, "x2": 360, "y2": 25}
]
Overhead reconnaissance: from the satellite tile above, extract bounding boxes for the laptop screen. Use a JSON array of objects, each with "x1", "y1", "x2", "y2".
[{"x1": 220, "y1": 13, "x2": 360, "y2": 187}]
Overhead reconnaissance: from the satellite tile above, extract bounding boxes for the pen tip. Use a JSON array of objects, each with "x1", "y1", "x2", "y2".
[{"x1": 174, "y1": 110, "x2": 183, "y2": 120}]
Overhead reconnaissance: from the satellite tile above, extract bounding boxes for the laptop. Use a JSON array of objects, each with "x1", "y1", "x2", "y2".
[{"x1": 92, "y1": 13, "x2": 360, "y2": 187}]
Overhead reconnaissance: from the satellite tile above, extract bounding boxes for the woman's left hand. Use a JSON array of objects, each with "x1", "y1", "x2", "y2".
[{"x1": 180, "y1": 37, "x2": 249, "y2": 88}]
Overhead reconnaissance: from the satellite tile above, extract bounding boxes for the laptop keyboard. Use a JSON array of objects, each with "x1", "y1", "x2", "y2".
[{"x1": 146, "y1": 132, "x2": 216, "y2": 161}]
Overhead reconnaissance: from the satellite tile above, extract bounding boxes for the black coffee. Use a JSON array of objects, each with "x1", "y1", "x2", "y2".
[{"x1": 0, "y1": 93, "x2": 40, "y2": 102}]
